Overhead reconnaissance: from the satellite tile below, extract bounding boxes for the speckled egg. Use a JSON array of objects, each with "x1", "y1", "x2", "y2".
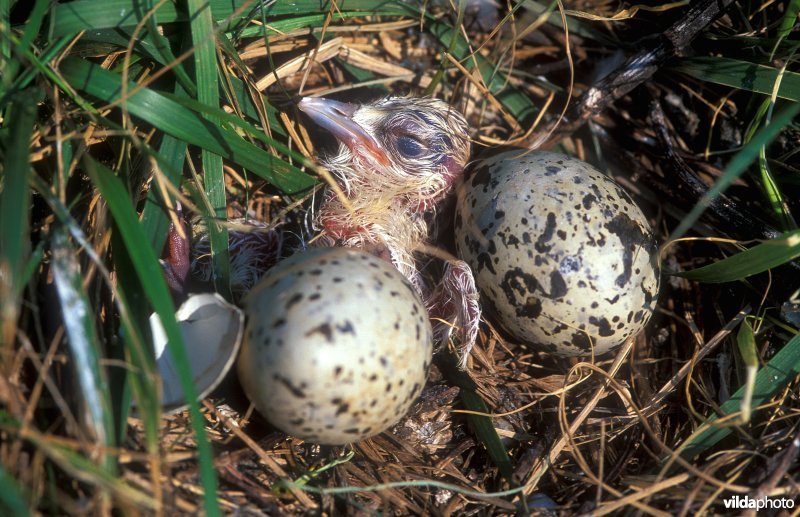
[
  {"x1": 237, "y1": 247, "x2": 432, "y2": 445},
  {"x1": 455, "y1": 150, "x2": 659, "y2": 356}
]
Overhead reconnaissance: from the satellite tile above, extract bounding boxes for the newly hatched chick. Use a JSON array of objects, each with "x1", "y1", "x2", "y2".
[
  {"x1": 168, "y1": 97, "x2": 481, "y2": 366},
  {"x1": 299, "y1": 96, "x2": 480, "y2": 366}
]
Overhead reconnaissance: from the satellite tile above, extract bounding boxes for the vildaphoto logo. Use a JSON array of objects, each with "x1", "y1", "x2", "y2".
[{"x1": 723, "y1": 495, "x2": 795, "y2": 510}]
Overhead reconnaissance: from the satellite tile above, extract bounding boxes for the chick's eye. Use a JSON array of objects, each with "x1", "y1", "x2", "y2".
[{"x1": 396, "y1": 135, "x2": 424, "y2": 158}]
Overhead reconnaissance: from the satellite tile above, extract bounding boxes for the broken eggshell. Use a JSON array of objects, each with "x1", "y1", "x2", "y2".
[{"x1": 149, "y1": 293, "x2": 244, "y2": 413}]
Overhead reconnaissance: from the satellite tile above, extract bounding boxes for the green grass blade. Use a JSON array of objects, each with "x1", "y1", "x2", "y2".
[
  {"x1": 669, "y1": 334, "x2": 800, "y2": 461},
  {"x1": 674, "y1": 57, "x2": 800, "y2": 102},
  {"x1": 84, "y1": 157, "x2": 220, "y2": 514},
  {"x1": 161, "y1": 91, "x2": 308, "y2": 155},
  {"x1": 236, "y1": 12, "x2": 384, "y2": 38},
  {"x1": 669, "y1": 102, "x2": 800, "y2": 240},
  {"x1": 109, "y1": 230, "x2": 161, "y2": 451},
  {"x1": 757, "y1": 141, "x2": 795, "y2": 230},
  {"x1": 0, "y1": 0, "x2": 9, "y2": 76},
  {"x1": 744, "y1": 94, "x2": 796, "y2": 231},
  {"x1": 189, "y1": 0, "x2": 231, "y2": 299},
  {"x1": 0, "y1": 91, "x2": 36, "y2": 282},
  {"x1": 2, "y1": 30, "x2": 91, "y2": 109},
  {"x1": 737, "y1": 319, "x2": 759, "y2": 370},
  {"x1": 0, "y1": 463, "x2": 29, "y2": 516},
  {"x1": 735, "y1": 319, "x2": 758, "y2": 422},
  {"x1": 162, "y1": 82, "x2": 294, "y2": 144},
  {"x1": 225, "y1": 72, "x2": 286, "y2": 137},
  {"x1": 0, "y1": 90, "x2": 37, "y2": 349},
  {"x1": 1, "y1": 35, "x2": 74, "y2": 106},
  {"x1": 50, "y1": 226, "x2": 115, "y2": 474},
  {"x1": 58, "y1": 57, "x2": 315, "y2": 193},
  {"x1": 51, "y1": 0, "x2": 183, "y2": 36},
  {"x1": 29, "y1": 173, "x2": 162, "y2": 454},
  {"x1": 142, "y1": 0, "x2": 197, "y2": 96},
  {"x1": 51, "y1": 0, "x2": 410, "y2": 37},
  {"x1": 3, "y1": 0, "x2": 51, "y2": 85},
  {"x1": 437, "y1": 355, "x2": 515, "y2": 482},
  {"x1": 425, "y1": 0, "x2": 467, "y2": 95},
  {"x1": 75, "y1": 28, "x2": 169, "y2": 67},
  {"x1": 140, "y1": 133, "x2": 187, "y2": 253},
  {"x1": 776, "y1": 0, "x2": 800, "y2": 42},
  {"x1": 336, "y1": 58, "x2": 383, "y2": 90},
  {"x1": 673, "y1": 230, "x2": 800, "y2": 283},
  {"x1": 17, "y1": 241, "x2": 44, "y2": 299}
]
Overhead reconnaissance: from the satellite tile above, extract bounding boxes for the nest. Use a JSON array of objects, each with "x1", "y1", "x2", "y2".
[{"x1": 3, "y1": 0, "x2": 800, "y2": 515}]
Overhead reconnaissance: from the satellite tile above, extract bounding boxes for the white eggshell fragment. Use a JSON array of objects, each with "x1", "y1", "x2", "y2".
[
  {"x1": 455, "y1": 150, "x2": 660, "y2": 356},
  {"x1": 150, "y1": 293, "x2": 244, "y2": 413},
  {"x1": 238, "y1": 247, "x2": 432, "y2": 445}
]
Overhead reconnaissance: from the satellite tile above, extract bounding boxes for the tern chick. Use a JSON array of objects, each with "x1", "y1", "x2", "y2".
[
  {"x1": 166, "y1": 97, "x2": 481, "y2": 367},
  {"x1": 299, "y1": 96, "x2": 480, "y2": 366}
]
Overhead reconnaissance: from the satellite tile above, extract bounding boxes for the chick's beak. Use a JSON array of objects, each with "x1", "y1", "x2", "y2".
[{"x1": 299, "y1": 97, "x2": 390, "y2": 167}]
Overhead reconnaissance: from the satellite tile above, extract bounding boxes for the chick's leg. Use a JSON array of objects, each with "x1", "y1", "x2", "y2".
[
  {"x1": 162, "y1": 203, "x2": 190, "y2": 302},
  {"x1": 427, "y1": 260, "x2": 481, "y2": 369}
]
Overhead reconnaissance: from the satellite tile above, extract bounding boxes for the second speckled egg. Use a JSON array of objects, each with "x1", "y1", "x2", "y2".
[
  {"x1": 455, "y1": 150, "x2": 660, "y2": 356},
  {"x1": 237, "y1": 247, "x2": 432, "y2": 445}
]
